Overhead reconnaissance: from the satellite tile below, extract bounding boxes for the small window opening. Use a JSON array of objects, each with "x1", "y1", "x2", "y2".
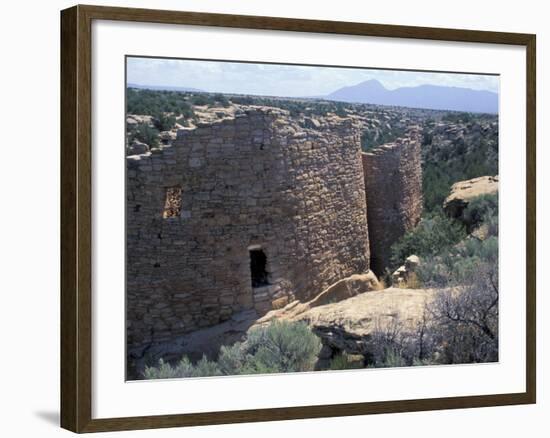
[
  {"x1": 163, "y1": 186, "x2": 182, "y2": 218},
  {"x1": 250, "y1": 249, "x2": 269, "y2": 288}
]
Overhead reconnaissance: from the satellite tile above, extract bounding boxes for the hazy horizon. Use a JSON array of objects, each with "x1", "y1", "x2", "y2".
[{"x1": 127, "y1": 57, "x2": 499, "y2": 99}]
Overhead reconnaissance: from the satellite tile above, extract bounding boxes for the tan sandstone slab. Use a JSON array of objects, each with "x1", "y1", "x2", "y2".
[{"x1": 444, "y1": 175, "x2": 498, "y2": 218}]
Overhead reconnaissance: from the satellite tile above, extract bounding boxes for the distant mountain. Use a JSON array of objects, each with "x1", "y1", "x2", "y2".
[
  {"x1": 326, "y1": 79, "x2": 498, "y2": 113},
  {"x1": 127, "y1": 83, "x2": 205, "y2": 93}
]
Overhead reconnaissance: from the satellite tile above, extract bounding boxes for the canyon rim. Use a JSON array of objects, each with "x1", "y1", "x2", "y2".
[{"x1": 125, "y1": 58, "x2": 500, "y2": 379}]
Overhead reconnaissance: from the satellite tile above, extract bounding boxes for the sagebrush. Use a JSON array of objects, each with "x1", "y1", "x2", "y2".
[{"x1": 144, "y1": 320, "x2": 321, "y2": 379}]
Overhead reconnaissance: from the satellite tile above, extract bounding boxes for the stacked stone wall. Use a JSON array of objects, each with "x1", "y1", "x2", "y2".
[
  {"x1": 126, "y1": 109, "x2": 370, "y2": 350},
  {"x1": 362, "y1": 128, "x2": 423, "y2": 276}
]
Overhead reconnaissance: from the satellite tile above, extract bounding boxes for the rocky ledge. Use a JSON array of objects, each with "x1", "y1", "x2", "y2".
[
  {"x1": 443, "y1": 175, "x2": 498, "y2": 218},
  {"x1": 266, "y1": 287, "x2": 436, "y2": 365},
  {"x1": 127, "y1": 271, "x2": 441, "y2": 378}
]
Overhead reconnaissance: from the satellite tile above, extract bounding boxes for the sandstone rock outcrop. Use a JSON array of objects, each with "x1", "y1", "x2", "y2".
[
  {"x1": 128, "y1": 274, "x2": 431, "y2": 375},
  {"x1": 392, "y1": 255, "x2": 420, "y2": 286},
  {"x1": 283, "y1": 287, "x2": 436, "y2": 357},
  {"x1": 443, "y1": 175, "x2": 498, "y2": 218},
  {"x1": 256, "y1": 270, "x2": 381, "y2": 322},
  {"x1": 127, "y1": 140, "x2": 149, "y2": 156},
  {"x1": 306, "y1": 271, "x2": 380, "y2": 307},
  {"x1": 127, "y1": 114, "x2": 154, "y2": 126}
]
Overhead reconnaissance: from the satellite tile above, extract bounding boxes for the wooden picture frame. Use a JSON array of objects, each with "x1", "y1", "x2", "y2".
[{"x1": 60, "y1": 4, "x2": 536, "y2": 433}]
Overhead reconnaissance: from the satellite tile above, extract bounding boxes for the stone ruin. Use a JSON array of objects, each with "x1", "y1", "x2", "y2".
[
  {"x1": 362, "y1": 129, "x2": 423, "y2": 275},
  {"x1": 126, "y1": 108, "x2": 422, "y2": 350}
]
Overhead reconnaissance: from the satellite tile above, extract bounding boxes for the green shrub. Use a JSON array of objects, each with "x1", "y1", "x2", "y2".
[
  {"x1": 378, "y1": 347, "x2": 408, "y2": 368},
  {"x1": 441, "y1": 112, "x2": 474, "y2": 124},
  {"x1": 412, "y1": 358, "x2": 438, "y2": 366},
  {"x1": 216, "y1": 342, "x2": 245, "y2": 374},
  {"x1": 421, "y1": 137, "x2": 498, "y2": 213},
  {"x1": 191, "y1": 94, "x2": 211, "y2": 106},
  {"x1": 390, "y1": 210, "x2": 466, "y2": 269},
  {"x1": 144, "y1": 321, "x2": 321, "y2": 379},
  {"x1": 143, "y1": 356, "x2": 221, "y2": 379},
  {"x1": 126, "y1": 88, "x2": 195, "y2": 118},
  {"x1": 152, "y1": 113, "x2": 176, "y2": 131},
  {"x1": 395, "y1": 191, "x2": 498, "y2": 288},
  {"x1": 238, "y1": 320, "x2": 322, "y2": 374},
  {"x1": 193, "y1": 356, "x2": 223, "y2": 377},
  {"x1": 417, "y1": 236, "x2": 498, "y2": 287},
  {"x1": 365, "y1": 345, "x2": 409, "y2": 369},
  {"x1": 128, "y1": 123, "x2": 159, "y2": 147},
  {"x1": 414, "y1": 259, "x2": 452, "y2": 287},
  {"x1": 212, "y1": 93, "x2": 230, "y2": 108},
  {"x1": 463, "y1": 236, "x2": 498, "y2": 261},
  {"x1": 461, "y1": 193, "x2": 498, "y2": 233},
  {"x1": 144, "y1": 358, "x2": 189, "y2": 379}
]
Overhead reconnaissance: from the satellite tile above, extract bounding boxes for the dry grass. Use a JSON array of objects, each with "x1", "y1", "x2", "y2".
[{"x1": 401, "y1": 273, "x2": 421, "y2": 289}]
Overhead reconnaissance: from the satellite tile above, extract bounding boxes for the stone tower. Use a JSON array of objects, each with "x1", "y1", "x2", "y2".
[
  {"x1": 361, "y1": 128, "x2": 423, "y2": 276},
  {"x1": 126, "y1": 108, "x2": 370, "y2": 349}
]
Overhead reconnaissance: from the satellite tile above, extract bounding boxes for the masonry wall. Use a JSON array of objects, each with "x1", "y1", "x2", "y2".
[
  {"x1": 362, "y1": 129, "x2": 423, "y2": 276},
  {"x1": 126, "y1": 109, "x2": 370, "y2": 350}
]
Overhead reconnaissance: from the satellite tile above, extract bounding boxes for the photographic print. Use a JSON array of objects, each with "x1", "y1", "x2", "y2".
[{"x1": 125, "y1": 57, "x2": 499, "y2": 381}]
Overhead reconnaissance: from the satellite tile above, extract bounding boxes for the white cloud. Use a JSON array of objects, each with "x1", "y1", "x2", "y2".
[{"x1": 126, "y1": 57, "x2": 499, "y2": 97}]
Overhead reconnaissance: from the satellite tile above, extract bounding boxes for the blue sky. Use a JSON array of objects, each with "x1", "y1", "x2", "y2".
[{"x1": 127, "y1": 57, "x2": 499, "y2": 97}]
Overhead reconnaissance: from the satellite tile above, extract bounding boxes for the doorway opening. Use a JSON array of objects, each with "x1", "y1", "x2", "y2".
[{"x1": 249, "y1": 248, "x2": 269, "y2": 288}]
